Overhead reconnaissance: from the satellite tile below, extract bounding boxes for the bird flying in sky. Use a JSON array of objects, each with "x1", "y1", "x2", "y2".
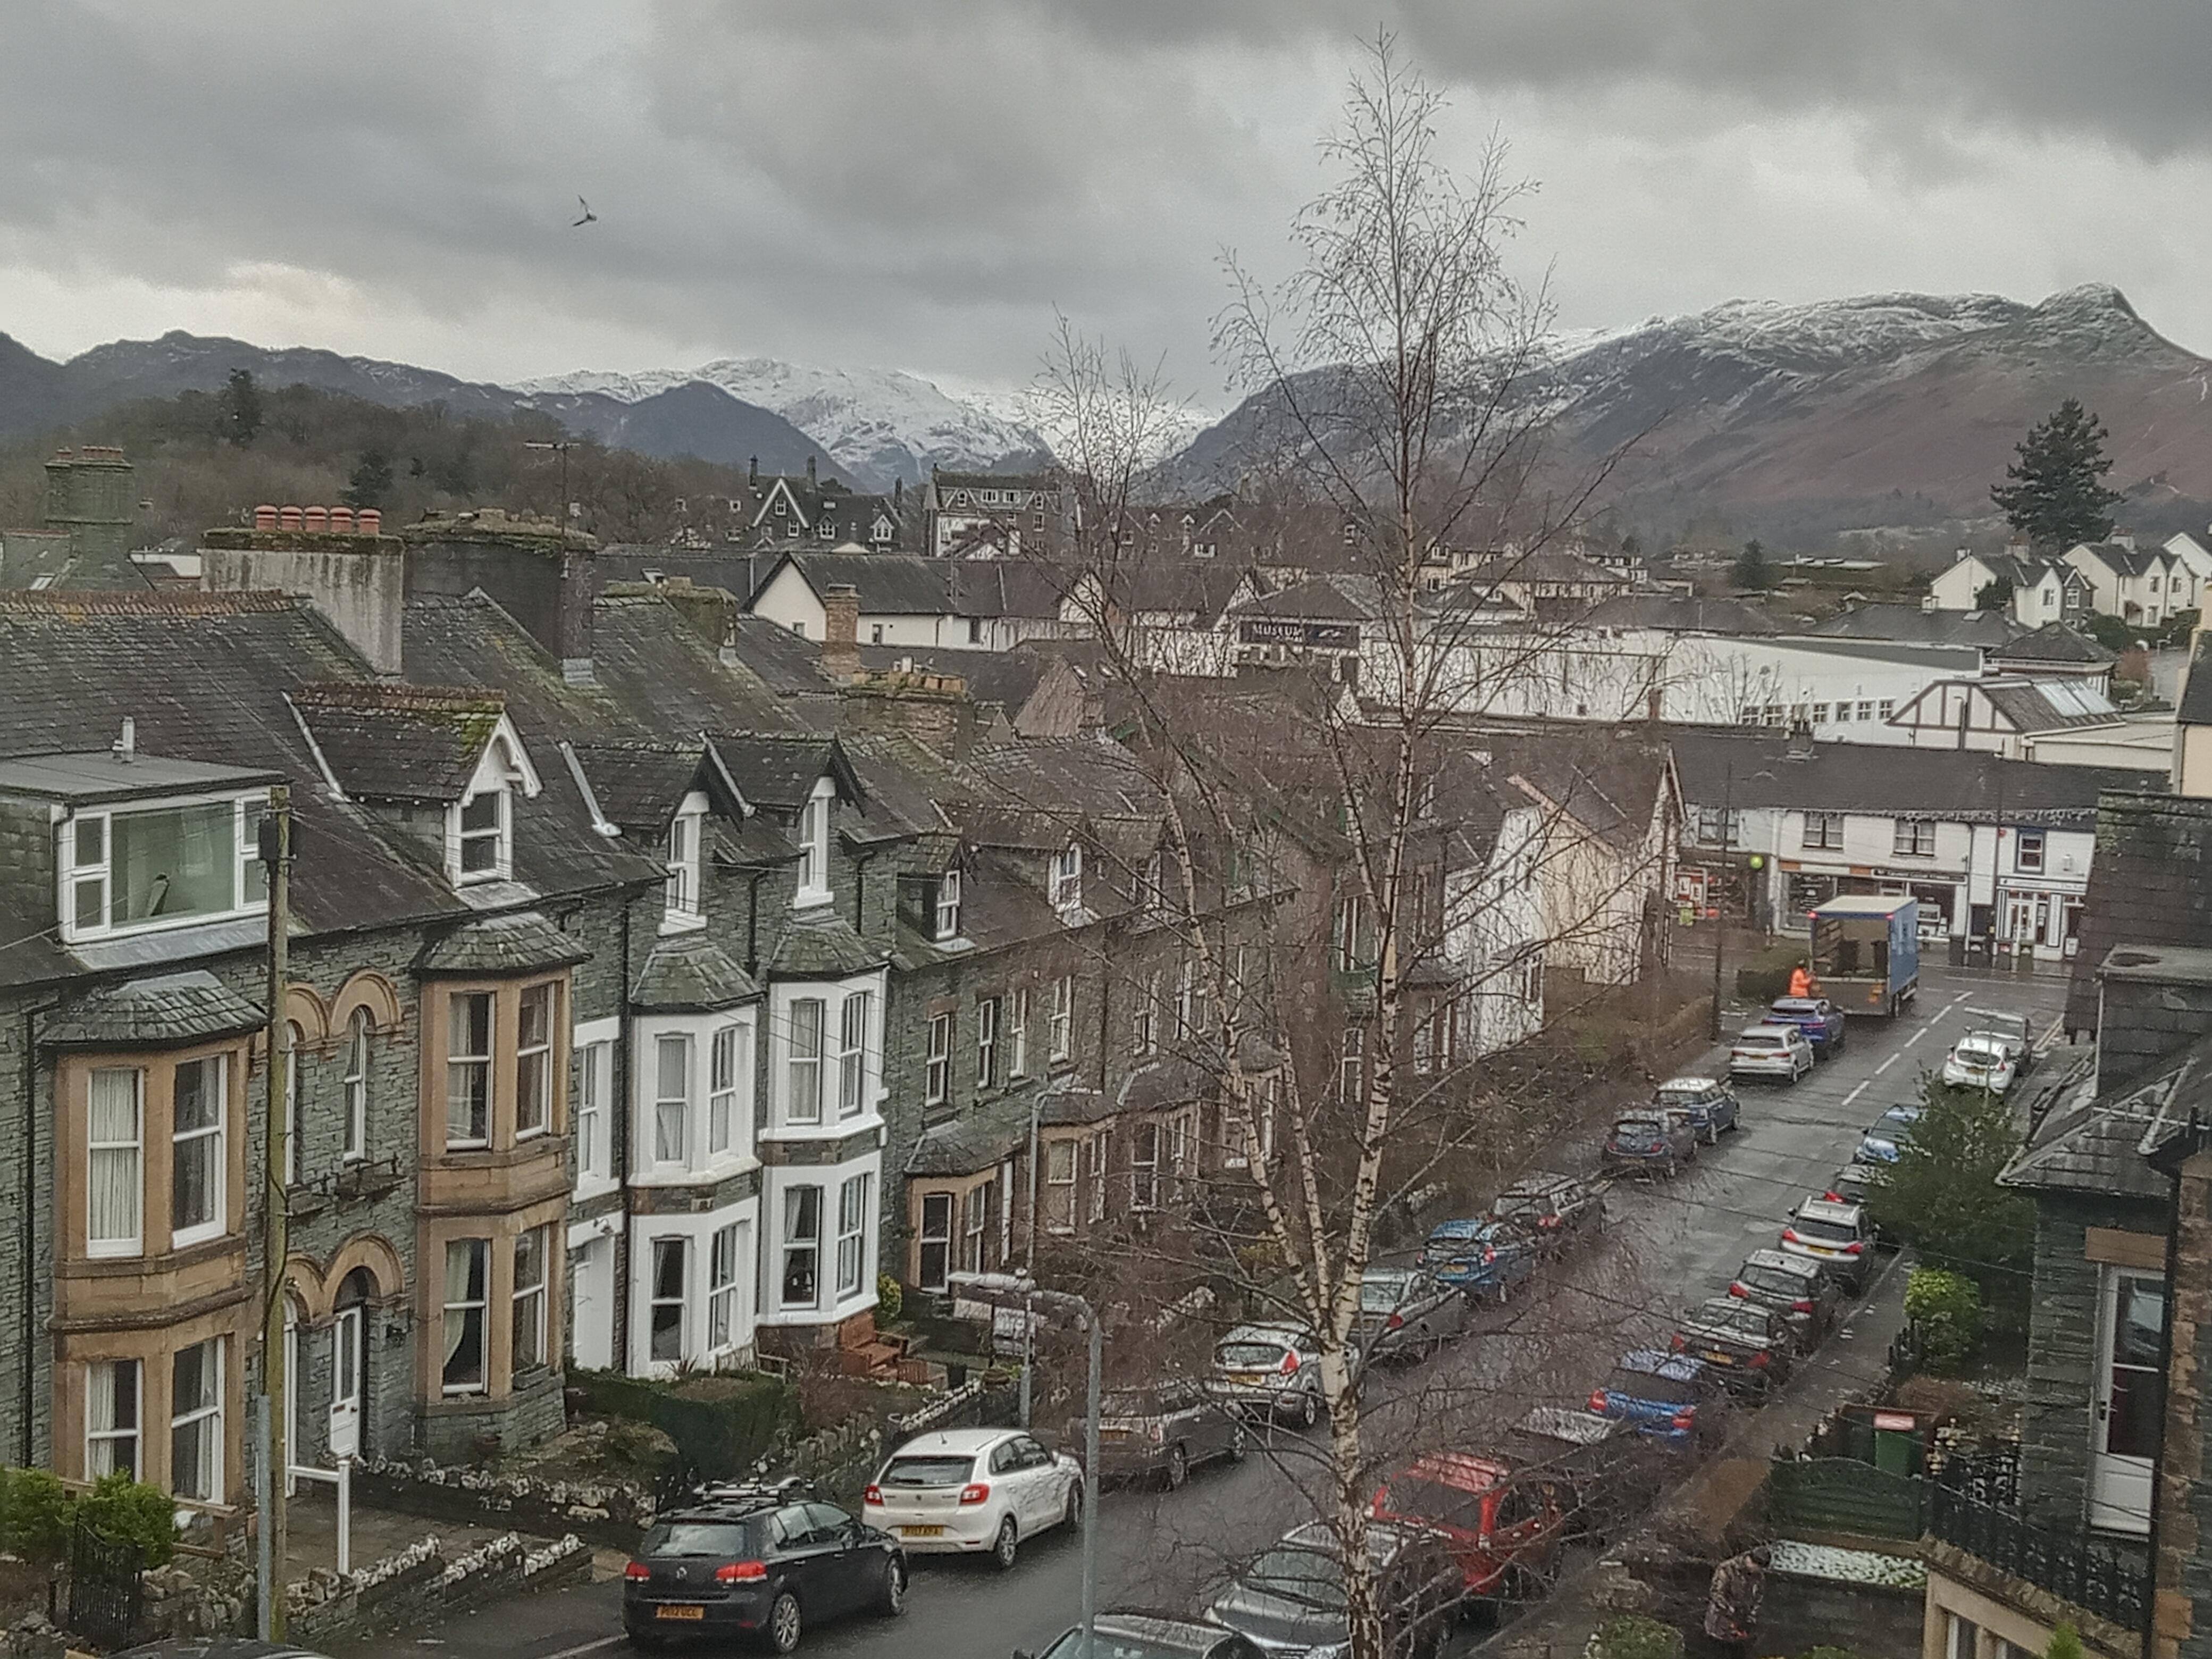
[{"x1": 573, "y1": 196, "x2": 598, "y2": 227}]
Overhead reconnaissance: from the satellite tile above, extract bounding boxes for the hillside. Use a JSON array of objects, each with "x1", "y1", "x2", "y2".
[
  {"x1": 1172, "y1": 284, "x2": 2212, "y2": 546},
  {"x1": 0, "y1": 331, "x2": 853, "y2": 485}
]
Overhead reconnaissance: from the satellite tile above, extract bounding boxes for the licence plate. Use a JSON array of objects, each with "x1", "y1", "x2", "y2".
[
  {"x1": 655, "y1": 1606, "x2": 706, "y2": 1622},
  {"x1": 1703, "y1": 1350, "x2": 1736, "y2": 1365},
  {"x1": 1098, "y1": 1428, "x2": 1129, "y2": 1440},
  {"x1": 900, "y1": 1525, "x2": 945, "y2": 1538},
  {"x1": 1229, "y1": 1372, "x2": 1264, "y2": 1386}
]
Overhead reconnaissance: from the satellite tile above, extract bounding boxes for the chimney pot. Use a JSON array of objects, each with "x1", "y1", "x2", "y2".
[
  {"x1": 807, "y1": 456, "x2": 818, "y2": 485},
  {"x1": 356, "y1": 508, "x2": 381, "y2": 535},
  {"x1": 254, "y1": 504, "x2": 280, "y2": 531},
  {"x1": 113, "y1": 718, "x2": 135, "y2": 764},
  {"x1": 303, "y1": 505, "x2": 329, "y2": 533},
  {"x1": 279, "y1": 505, "x2": 305, "y2": 531},
  {"x1": 328, "y1": 505, "x2": 355, "y2": 533},
  {"x1": 822, "y1": 582, "x2": 861, "y2": 680}
]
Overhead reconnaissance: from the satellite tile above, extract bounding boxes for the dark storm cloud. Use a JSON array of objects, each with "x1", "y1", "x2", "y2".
[{"x1": 0, "y1": 2, "x2": 2205, "y2": 383}]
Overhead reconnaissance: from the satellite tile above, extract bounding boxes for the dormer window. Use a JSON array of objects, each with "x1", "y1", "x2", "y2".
[
  {"x1": 795, "y1": 777, "x2": 835, "y2": 909},
  {"x1": 446, "y1": 726, "x2": 534, "y2": 886},
  {"x1": 664, "y1": 792, "x2": 707, "y2": 929},
  {"x1": 1051, "y1": 843, "x2": 1083, "y2": 913},
  {"x1": 456, "y1": 791, "x2": 507, "y2": 879},
  {"x1": 58, "y1": 794, "x2": 271, "y2": 943},
  {"x1": 935, "y1": 869, "x2": 962, "y2": 940}
]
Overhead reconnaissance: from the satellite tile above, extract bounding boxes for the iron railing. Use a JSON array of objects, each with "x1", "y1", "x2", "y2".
[{"x1": 1926, "y1": 1478, "x2": 2148, "y2": 1633}]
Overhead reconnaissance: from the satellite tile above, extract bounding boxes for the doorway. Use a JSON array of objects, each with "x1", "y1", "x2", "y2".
[
  {"x1": 329, "y1": 1269, "x2": 373, "y2": 1461},
  {"x1": 2089, "y1": 1268, "x2": 2164, "y2": 1534}
]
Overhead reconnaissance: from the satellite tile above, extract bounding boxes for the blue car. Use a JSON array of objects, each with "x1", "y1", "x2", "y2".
[
  {"x1": 1856, "y1": 1103, "x2": 1922, "y2": 1164},
  {"x1": 1767, "y1": 998, "x2": 1847, "y2": 1056},
  {"x1": 1587, "y1": 1350, "x2": 1726, "y2": 1448},
  {"x1": 1654, "y1": 1076, "x2": 1740, "y2": 1145},
  {"x1": 1417, "y1": 1220, "x2": 1537, "y2": 1304}
]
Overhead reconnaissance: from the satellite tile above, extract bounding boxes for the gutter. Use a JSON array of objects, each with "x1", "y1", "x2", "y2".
[{"x1": 20, "y1": 999, "x2": 57, "y2": 1466}]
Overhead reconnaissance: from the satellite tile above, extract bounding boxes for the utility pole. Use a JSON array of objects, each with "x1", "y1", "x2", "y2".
[
  {"x1": 257, "y1": 787, "x2": 293, "y2": 1640},
  {"x1": 524, "y1": 439, "x2": 577, "y2": 521},
  {"x1": 1709, "y1": 760, "x2": 1734, "y2": 1041}
]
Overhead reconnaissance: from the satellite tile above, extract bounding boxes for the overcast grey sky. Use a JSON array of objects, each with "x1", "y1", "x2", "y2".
[{"x1": 5, "y1": 1, "x2": 2209, "y2": 402}]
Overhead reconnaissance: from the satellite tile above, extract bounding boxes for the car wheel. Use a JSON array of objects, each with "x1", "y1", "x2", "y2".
[
  {"x1": 991, "y1": 1516, "x2": 1020, "y2": 1571},
  {"x1": 1295, "y1": 1388, "x2": 1320, "y2": 1430},
  {"x1": 1228, "y1": 1420, "x2": 1248, "y2": 1462},
  {"x1": 1164, "y1": 1442, "x2": 1189, "y2": 1490},
  {"x1": 1063, "y1": 1478, "x2": 1084, "y2": 1531},
  {"x1": 876, "y1": 1556, "x2": 907, "y2": 1618},
  {"x1": 767, "y1": 1589, "x2": 803, "y2": 1655}
]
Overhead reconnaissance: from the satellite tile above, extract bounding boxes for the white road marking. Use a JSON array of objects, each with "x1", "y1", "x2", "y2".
[
  {"x1": 1874, "y1": 1054, "x2": 1898, "y2": 1074},
  {"x1": 1903, "y1": 1028, "x2": 1927, "y2": 1048},
  {"x1": 1841, "y1": 1080, "x2": 1871, "y2": 1108},
  {"x1": 538, "y1": 1640, "x2": 625, "y2": 1659}
]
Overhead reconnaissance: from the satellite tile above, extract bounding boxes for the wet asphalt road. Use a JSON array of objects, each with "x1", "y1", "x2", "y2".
[{"x1": 347, "y1": 962, "x2": 2071, "y2": 1659}]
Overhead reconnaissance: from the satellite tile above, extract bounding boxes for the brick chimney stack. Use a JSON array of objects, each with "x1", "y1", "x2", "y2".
[{"x1": 822, "y1": 583, "x2": 861, "y2": 681}]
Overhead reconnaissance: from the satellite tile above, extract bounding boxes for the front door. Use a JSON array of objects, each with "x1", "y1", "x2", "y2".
[
  {"x1": 328, "y1": 1305, "x2": 364, "y2": 1460},
  {"x1": 2090, "y1": 1269, "x2": 2164, "y2": 1534},
  {"x1": 2004, "y1": 895, "x2": 2038, "y2": 949}
]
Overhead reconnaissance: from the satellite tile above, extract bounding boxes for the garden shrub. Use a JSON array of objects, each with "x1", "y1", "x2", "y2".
[
  {"x1": 571, "y1": 1368, "x2": 798, "y2": 1479},
  {"x1": 1588, "y1": 1614, "x2": 1686, "y2": 1659},
  {"x1": 74, "y1": 1471, "x2": 178, "y2": 1566},
  {"x1": 1905, "y1": 1267, "x2": 1984, "y2": 1372},
  {"x1": 876, "y1": 1273, "x2": 903, "y2": 1325},
  {"x1": 2045, "y1": 1625, "x2": 2084, "y2": 1659},
  {"x1": 0, "y1": 1468, "x2": 73, "y2": 1570}
]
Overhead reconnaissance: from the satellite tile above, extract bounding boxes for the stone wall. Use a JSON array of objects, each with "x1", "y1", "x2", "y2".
[
  {"x1": 286, "y1": 1531, "x2": 591, "y2": 1649},
  {"x1": 353, "y1": 1453, "x2": 659, "y2": 1551}
]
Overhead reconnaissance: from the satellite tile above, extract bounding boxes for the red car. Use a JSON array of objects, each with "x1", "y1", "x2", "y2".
[{"x1": 1369, "y1": 1452, "x2": 1566, "y2": 1599}]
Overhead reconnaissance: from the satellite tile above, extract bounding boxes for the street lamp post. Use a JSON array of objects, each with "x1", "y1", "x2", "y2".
[
  {"x1": 1019, "y1": 1092, "x2": 1043, "y2": 1429},
  {"x1": 952, "y1": 1270, "x2": 1099, "y2": 1657}
]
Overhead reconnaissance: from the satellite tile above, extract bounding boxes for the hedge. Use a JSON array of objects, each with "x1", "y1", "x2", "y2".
[{"x1": 571, "y1": 1369, "x2": 797, "y2": 1479}]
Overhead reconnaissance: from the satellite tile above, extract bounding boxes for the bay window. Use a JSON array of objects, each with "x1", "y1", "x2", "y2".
[
  {"x1": 86, "y1": 1067, "x2": 143, "y2": 1256},
  {"x1": 787, "y1": 999, "x2": 825, "y2": 1124},
  {"x1": 515, "y1": 985, "x2": 552, "y2": 1138},
  {"x1": 512, "y1": 1228, "x2": 548, "y2": 1372},
  {"x1": 446, "y1": 993, "x2": 492, "y2": 1147},
  {"x1": 85, "y1": 1359, "x2": 140, "y2": 1480},
  {"x1": 169, "y1": 1339, "x2": 222, "y2": 1502},
  {"x1": 836, "y1": 1174, "x2": 871, "y2": 1298},
  {"x1": 782, "y1": 1187, "x2": 822, "y2": 1308},
  {"x1": 653, "y1": 1034, "x2": 690, "y2": 1164},
  {"x1": 917, "y1": 1192, "x2": 953, "y2": 1292},
  {"x1": 838, "y1": 993, "x2": 870, "y2": 1118},
  {"x1": 441, "y1": 1240, "x2": 488, "y2": 1394},
  {"x1": 170, "y1": 1056, "x2": 224, "y2": 1245}
]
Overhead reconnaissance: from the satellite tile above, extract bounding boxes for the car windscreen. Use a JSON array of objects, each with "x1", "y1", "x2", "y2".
[
  {"x1": 1379, "y1": 1474, "x2": 1488, "y2": 1529},
  {"x1": 1735, "y1": 1033, "x2": 1782, "y2": 1049},
  {"x1": 1217, "y1": 1340, "x2": 1289, "y2": 1369},
  {"x1": 1655, "y1": 1086, "x2": 1710, "y2": 1109},
  {"x1": 1360, "y1": 1277, "x2": 1413, "y2": 1312},
  {"x1": 1792, "y1": 1216, "x2": 1860, "y2": 1245},
  {"x1": 1955, "y1": 1041, "x2": 2004, "y2": 1062},
  {"x1": 1696, "y1": 1302, "x2": 1773, "y2": 1338},
  {"x1": 639, "y1": 1520, "x2": 764, "y2": 1557},
  {"x1": 1043, "y1": 1632, "x2": 1214, "y2": 1659},
  {"x1": 1245, "y1": 1544, "x2": 1347, "y2": 1608},
  {"x1": 1738, "y1": 1264, "x2": 1806, "y2": 1297},
  {"x1": 1604, "y1": 1367, "x2": 1697, "y2": 1404},
  {"x1": 1101, "y1": 1390, "x2": 1162, "y2": 1418},
  {"x1": 879, "y1": 1454, "x2": 975, "y2": 1487},
  {"x1": 1611, "y1": 1120, "x2": 1664, "y2": 1147},
  {"x1": 1493, "y1": 1191, "x2": 1552, "y2": 1217}
]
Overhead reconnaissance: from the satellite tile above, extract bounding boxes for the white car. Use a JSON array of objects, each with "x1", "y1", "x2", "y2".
[
  {"x1": 861, "y1": 1427, "x2": 1082, "y2": 1570},
  {"x1": 1728, "y1": 1023, "x2": 1813, "y2": 1083},
  {"x1": 1941, "y1": 1034, "x2": 2019, "y2": 1093}
]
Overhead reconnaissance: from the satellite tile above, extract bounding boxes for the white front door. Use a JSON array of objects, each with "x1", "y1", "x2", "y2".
[
  {"x1": 570, "y1": 1237, "x2": 615, "y2": 1371},
  {"x1": 328, "y1": 1305, "x2": 363, "y2": 1460},
  {"x1": 2089, "y1": 1268, "x2": 2164, "y2": 1534}
]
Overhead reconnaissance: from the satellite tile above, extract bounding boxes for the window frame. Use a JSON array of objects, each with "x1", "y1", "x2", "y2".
[
  {"x1": 169, "y1": 1054, "x2": 226, "y2": 1249},
  {"x1": 925, "y1": 1011, "x2": 953, "y2": 1107},
  {"x1": 1044, "y1": 1138, "x2": 1078, "y2": 1234},
  {"x1": 341, "y1": 1008, "x2": 370, "y2": 1163},
  {"x1": 1050, "y1": 843, "x2": 1083, "y2": 912},
  {"x1": 445, "y1": 992, "x2": 493, "y2": 1150},
  {"x1": 781, "y1": 1185, "x2": 823, "y2": 1310},
  {"x1": 85, "y1": 1358, "x2": 141, "y2": 1480},
  {"x1": 934, "y1": 868, "x2": 962, "y2": 940},
  {"x1": 86, "y1": 1065, "x2": 145, "y2": 1259},
  {"x1": 649, "y1": 1236, "x2": 688, "y2": 1365},
  {"x1": 1049, "y1": 975, "x2": 1074, "y2": 1065},
  {"x1": 837, "y1": 993, "x2": 870, "y2": 1119},
  {"x1": 653, "y1": 1032, "x2": 692, "y2": 1167},
  {"x1": 441, "y1": 1238, "x2": 490, "y2": 1395},
  {"x1": 664, "y1": 802, "x2": 705, "y2": 924},
  {"x1": 786, "y1": 998, "x2": 826, "y2": 1125},
  {"x1": 1134, "y1": 973, "x2": 1158, "y2": 1057},
  {"x1": 961, "y1": 1179, "x2": 994, "y2": 1273},
  {"x1": 975, "y1": 996, "x2": 999, "y2": 1091},
  {"x1": 57, "y1": 792, "x2": 270, "y2": 944},
  {"x1": 515, "y1": 984, "x2": 554, "y2": 1141},
  {"x1": 2014, "y1": 830, "x2": 2047, "y2": 874},
  {"x1": 575, "y1": 1037, "x2": 611, "y2": 1184},
  {"x1": 1802, "y1": 811, "x2": 1845, "y2": 851},
  {"x1": 1130, "y1": 1123, "x2": 1161, "y2": 1212},
  {"x1": 917, "y1": 1192, "x2": 953, "y2": 1292},
  {"x1": 168, "y1": 1338, "x2": 223, "y2": 1502},
  {"x1": 453, "y1": 786, "x2": 512, "y2": 884},
  {"x1": 794, "y1": 779, "x2": 836, "y2": 909},
  {"x1": 1008, "y1": 988, "x2": 1029, "y2": 1078},
  {"x1": 835, "y1": 1174, "x2": 871, "y2": 1298},
  {"x1": 707, "y1": 1223, "x2": 743, "y2": 1355},
  {"x1": 512, "y1": 1227, "x2": 548, "y2": 1375},
  {"x1": 708, "y1": 1023, "x2": 744, "y2": 1158},
  {"x1": 1891, "y1": 819, "x2": 1938, "y2": 859}
]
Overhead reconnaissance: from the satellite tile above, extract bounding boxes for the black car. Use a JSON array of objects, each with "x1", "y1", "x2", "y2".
[
  {"x1": 624, "y1": 1489, "x2": 905, "y2": 1653},
  {"x1": 1671, "y1": 1297, "x2": 1796, "y2": 1395},
  {"x1": 1018, "y1": 1612, "x2": 1268, "y2": 1659},
  {"x1": 1207, "y1": 1521, "x2": 1463, "y2": 1659},
  {"x1": 1492, "y1": 1174, "x2": 1606, "y2": 1255},
  {"x1": 1729, "y1": 1249, "x2": 1844, "y2": 1348}
]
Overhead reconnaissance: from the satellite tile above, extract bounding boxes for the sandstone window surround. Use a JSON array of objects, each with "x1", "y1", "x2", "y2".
[
  {"x1": 65, "y1": 1041, "x2": 249, "y2": 1264},
  {"x1": 419, "y1": 1201, "x2": 567, "y2": 1409},
  {"x1": 56, "y1": 790, "x2": 271, "y2": 945},
  {"x1": 418, "y1": 973, "x2": 572, "y2": 1166},
  {"x1": 59, "y1": 1312, "x2": 250, "y2": 1507},
  {"x1": 905, "y1": 1169, "x2": 998, "y2": 1293}
]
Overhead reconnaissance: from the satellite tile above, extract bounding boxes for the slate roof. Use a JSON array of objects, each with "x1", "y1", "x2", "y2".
[
  {"x1": 1987, "y1": 622, "x2": 2114, "y2": 667},
  {"x1": 1669, "y1": 728, "x2": 2158, "y2": 823},
  {"x1": 2064, "y1": 793, "x2": 2212, "y2": 1033},
  {"x1": 2177, "y1": 633, "x2": 2212, "y2": 726},
  {"x1": 568, "y1": 743, "x2": 710, "y2": 833},
  {"x1": 1585, "y1": 594, "x2": 1782, "y2": 635},
  {"x1": 289, "y1": 683, "x2": 508, "y2": 803},
  {"x1": 41, "y1": 970, "x2": 267, "y2": 1049},
  {"x1": 710, "y1": 734, "x2": 853, "y2": 811},
  {"x1": 593, "y1": 594, "x2": 798, "y2": 734},
  {"x1": 1230, "y1": 577, "x2": 1371, "y2": 623},
  {"x1": 905, "y1": 1112, "x2": 1028, "y2": 1177},
  {"x1": 1976, "y1": 679, "x2": 2121, "y2": 734},
  {"x1": 2004, "y1": 1030, "x2": 2212, "y2": 1203},
  {"x1": 1457, "y1": 550, "x2": 1632, "y2": 587},
  {"x1": 768, "y1": 914, "x2": 888, "y2": 978},
  {"x1": 1805, "y1": 605, "x2": 2017, "y2": 649},
  {"x1": 631, "y1": 934, "x2": 761, "y2": 1011},
  {"x1": 2073, "y1": 541, "x2": 2167, "y2": 579},
  {"x1": 770, "y1": 552, "x2": 957, "y2": 615},
  {"x1": 594, "y1": 547, "x2": 777, "y2": 606},
  {"x1": 415, "y1": 911, "x2": 592, "y2": 976}
]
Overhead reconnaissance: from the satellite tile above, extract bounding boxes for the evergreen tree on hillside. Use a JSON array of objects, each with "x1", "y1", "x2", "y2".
[
  {"x1": 344, "y1": 448, "x2": 395, "y2": 509},
  {"x1": 1990, "y1": 398, "x2": 2123, "y2": 551},
  {"x1": 1732, "y1": 537, "x2": 1773, "y2": 591},
  {"x1": 220, "y1": 367, "x2": 262, "y2": 447}
]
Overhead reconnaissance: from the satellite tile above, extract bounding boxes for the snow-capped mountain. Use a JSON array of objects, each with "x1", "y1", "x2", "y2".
[
  {"x1": 515, "y1": 358, "x2": 1051, "y2": 485},
  {"x1": 1171, "y1": 284, "x2": 2212, "y2": 540}
]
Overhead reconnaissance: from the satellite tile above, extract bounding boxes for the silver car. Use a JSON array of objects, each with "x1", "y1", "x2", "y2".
[
  {"x1": 1207, "y1": 1323, "x2": 1327, "y2": 1429},
  {"x1": 1354, "y1": 1268, "x2": 1470, "y2": 1364}
]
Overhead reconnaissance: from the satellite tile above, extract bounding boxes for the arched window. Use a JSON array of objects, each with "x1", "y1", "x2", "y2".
[
  {"x1": 342, "y1": 1008, "x2": 371, "y2": 1163},
  {"x1": 285, "y1": 1023, "x2": 307, "y2": 1186}
]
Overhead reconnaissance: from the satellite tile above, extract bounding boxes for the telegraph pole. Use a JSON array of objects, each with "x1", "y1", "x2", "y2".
[
  {"x1": 257, "y1": 786, "x2": 293, "y2": 1640},
  {"x1": 1710, "y1": 760, "x2": 1734, "y2": 1040}
]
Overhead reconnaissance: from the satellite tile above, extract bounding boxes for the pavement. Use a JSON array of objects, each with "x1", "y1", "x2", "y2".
[{"x1": 351, "y1": 960, "x2": 2071, "y2": 1659}]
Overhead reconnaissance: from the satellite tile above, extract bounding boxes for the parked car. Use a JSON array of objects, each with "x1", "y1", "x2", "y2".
[
  {"x1": 1207, "y1": 1521, "x2": 1464, "y2": 1659},
  {"x1": 1829, "y1": 1160, "x2": 1887, "y2": 1210},
  {"x1": 1962, "y1": 1008, "x2": 2035, "y2": 1076},
  {"x1": 1728, "y1": 1023, "x2": 1814, "y2": 1084},
  {"x1": 1018, "y1": 1613, "x2": 1267, "y2": 1659},
  {"x1": 860, "y1": 1428, "x2": 1081, "y2": 1572},
  {"x1": 1490, "y1": 1173, "x2": 1607, "y2": 1255},
  {"x1": 1654, "y1": 1075, "x2": 1741, "y2": 1144},
  {"x1": 1500, "y1": 1406, "x2": 1666, "y2": 1545},
  {"x1": 1779, "y1": 1195, "x2": 1876, "y2": 1293},
  {"x1": 1941, "y1": 1034, "x2": 2020, "y2": 1094},
  {"x1": 1855, "y1": 1103, "x2": 1923, "y2": 1164},
  {"x1": 624, "y1": 1487, "x2": 905, "y2": 1653},
  {"x1": 1587, "y1": 1350, "x2": 1728, "y2": 1448},
  {"x1": 1729, "y1": 1248, "x2": 1844, "y2": 1348},
  {"x1": 1602, "y1": 1109, "x2": 1698, "y2": 1178},
  {"x1": 1766, "y1": 996, "x2": 1847, "y2": 1056},
  {"x1": 1076, "y1": 1379, "x2": 1245, "y2": 1490},
  {"x1": 1355, "y1": 1268, "x2": 1471, "y2": 1362},
  {"x1": 1418, "y1": 1219, "x2": 1538, "y2": 1304},
  {"x1": 1370, "y1": 1452, "x2": 1568, "y2": 1600},
  {"x1": 1208, "y1": 1323, "x2": 1327, "y2": 1429},
  {"x1": 1671, "y1": 1296, "x2": 1797, "y2": 1394}
]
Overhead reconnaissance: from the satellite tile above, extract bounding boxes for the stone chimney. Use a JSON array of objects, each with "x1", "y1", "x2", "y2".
[
  {"x1": 43, "y1": 446, "x2": 139, "y2": 587},
  {"x1": 821, "y1": 583, "x2": 861, "y2": 681},
  {"x1": 200, "y1": 506, "x2": 406, "y2": 673},
  {"x1": 396, "y1": 509, "x2": 599, "y2": 683},
  {"x1": 806, "y1": 456, "x2": 818, "y2": 487},
  {"x1": 837, "y1": 664, "x2": 975, "y2": 761},
  {"x1": 748, "y1": 456, "x2": 759, "y2": 485}
]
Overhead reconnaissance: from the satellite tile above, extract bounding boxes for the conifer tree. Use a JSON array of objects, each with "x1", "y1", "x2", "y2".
[{"x1": 1990, "y1": 399, "x2": 2123, "y2": 550}]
